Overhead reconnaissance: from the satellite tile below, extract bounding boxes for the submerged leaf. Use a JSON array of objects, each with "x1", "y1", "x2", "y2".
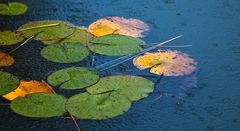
[
  {"x1": 66, "y1": 92, "x2": 131, "y2": 119},
  {"x1": 133, "y1": 50, "x2": 197, "y2": 76},
  {"x1": 0, "y1": 2, "x2": 28, "y2": 15},
  {"x1": 0, "y1": 71, "x2": 19, "y2": 95},
  {"x1": 0, "y1": 31, "x2": 24, "y2": 46},
  {"x1": 10, "y1": 93, "x2": 67, "y2": 118},
  {"x1": 0, "y1": 51, "x2": 14, "y2": 67},
  {"x1": 3, "y1": 80, "x2": 54, "y2": 101},
  {"x1": 89, "y1": 34, "x2": 144, "y2": 56},
  {"x1": 88, "y1": 16, "x2": 149, "y2": 38},
  {"x1": 18, "y1": 20, "x2": 75, "y2": 41},
  {"x1": 87, "y1": 75, "x2": 154, "y2": 101},
  {"x1": 47, "y1": 67, "x2": 99, "y2": 90},
  {"x1": 40, "y1": 42, "x2": 89, "y2": 63}
]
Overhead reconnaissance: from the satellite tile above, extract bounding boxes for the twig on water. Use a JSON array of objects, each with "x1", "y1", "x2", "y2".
[
  {"x1": 17, "y1": 23, "x2": 60, "y2": 32},
  {"x1": 94, "y1": 35, "x2": 183, "y2": 72}
]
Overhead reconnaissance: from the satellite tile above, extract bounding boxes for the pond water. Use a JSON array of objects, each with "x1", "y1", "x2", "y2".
[{"x1": 0, "y1": 0, "x2": 240, "y2": 130}]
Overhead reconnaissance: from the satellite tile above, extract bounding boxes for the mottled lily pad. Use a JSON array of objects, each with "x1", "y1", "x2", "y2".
[
  {"x1": 40, "y1": 42, "x2": 89, "y2": 63},
  {"x1": 18, "y1": 20, "x2": 75, "y2": 40},
  {"x1": 66, "y1": 92, "x2": 131, "y2": 119},
  {"x1": 87, "y1": 75, "x2": 154, "y2": 101},
  {"x1": 0, "y1": 31, "x2": 24, "y2": 46},
  {"x1": 47, "y1": 67, "x2": 99, "y2": 90},
  {"x1": 0, "y1": 2, "x2": 28, "y2": 15},
  {"x1": 10, "y1": 93, "x2": 66, "y2": 118},
  {"x1": 0, "y1": 71, "x2": 19, "y2": 95},
  {"x1": 89, "y1": 34, "x2": 144, "y2": 56}
]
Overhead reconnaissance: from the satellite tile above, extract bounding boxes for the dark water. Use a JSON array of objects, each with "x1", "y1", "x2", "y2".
[{"x1": 0, "y1": 0, "x2": 240, "y2": 130}]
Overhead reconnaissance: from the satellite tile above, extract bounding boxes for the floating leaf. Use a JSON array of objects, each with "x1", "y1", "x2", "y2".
[
  {"x1": 0, "y1": 71, "x2": 19, "y2": 95},
  {"x1": 0, "y1": 2, "x2": 28, "y2": 15},
  {"x1": 18, "y1": 20, "x2": 75, "y2": 41},
  {"x1": 133, "y1": 50, "x2": 197, "y2": 76},
  {"x1": 66, "y1": 92, "x2": 131, "y2": 120},
  {"x1": 0, "y1": 51, "x2": 14, "y2": 67},
  {"x1": 63, "y1": 27, "x2": 94, "y2": 45},
  {"x1": 89, "y1": 34, "x2": 144, "y2": 56},
  {"x1": 0, "y1": 31, "x2": 24, "y2": 46},
  {"x1": 3, "y1": 80, "x2": 54, "y2": 101},
  {"x1": 40, "y1": 42, "x2": 89, "y2": 63},
  {"x1": 87, "y1": 75, "x2": 154, "y2": 101},
  {"x1": 88, "y1": 18, "x2": 120, "y2": 37},
  {"x1": 47, "y1": 67, "x2": 99, "y2": 90},
  {"x1": 10, "y1": 93, "x2": 66, "y2": 118},
  {"x1": 88, "y1": 16, "x2": 149, "y2": 38}
]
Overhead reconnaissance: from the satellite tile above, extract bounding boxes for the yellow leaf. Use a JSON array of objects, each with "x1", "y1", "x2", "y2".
[
  {"x1": 3, "y1": 80, "x2": 55, "y2": 100},
  {"x1": 88, "y1": 17, "x2": 149, "y2": 37},
  {"x1": 133, "y1": 50, "x2": 197, "y2": 76},
  {"x1": 0, "y1": 51, "x2": 14, "y2": 67},
  {"x1": 88, "y1": 19, "x2": 120, "y2": 37}
]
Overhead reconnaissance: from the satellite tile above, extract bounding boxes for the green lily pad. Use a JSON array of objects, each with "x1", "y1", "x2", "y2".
[
  {"x1": 10, "y1": 93, "x2": 67, "y2": 118},
  {"x1": 0, "y1": 71, "x2": 20, "y2": 95},
  {"x1": 18, "y1": 20, "x2": 75, "y2": 41},
  {"x1": 64, "y1": 27, "x2": 94, "y2": 45},
  {"x1": 0, "y1": 2, "x2": 28, "y2": 15},
  {"x1": 40, "y1": 42, "x2": 89, "y2": 63},
  {"x1": 41, "y1": 27, "x2": 93, "y2": 45},
  {"x1": 88, "y1": 34, "x2": 144, "y2": 56},
  {"x1": 0, "y1": 31, "x2": 24, "y2": 46},
  {"x1": 87, "y1": 75, "x2": 154, "y2": 101},
  {"x1": 66, "y1": 92, "x2": 131, "y2": 120},
  {"x1": 47, "y1": 67, "x2": 99, "y2": 90}
]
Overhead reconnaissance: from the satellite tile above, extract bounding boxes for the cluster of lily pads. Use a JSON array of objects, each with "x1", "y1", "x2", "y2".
[
  {"x1": 0, "y1": 19, "x2": 156, "y2": 119},
  {"x1": 0, "y1": 14, "x2": 197, "y2": 121}
]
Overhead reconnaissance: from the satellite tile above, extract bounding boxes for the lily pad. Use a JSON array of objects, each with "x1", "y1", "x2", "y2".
[
  {"x1": 42, "y1": 27, "x2": 93, "y2": 45},
  {"x1": 0, "y1": 2, "x2": 28, "y2": 15},
  {"x1": 66, "y1": 92, "x2": 131, "y2": 119},
  {"x1": 89, "y1": 34, "x2": 144, "y2": 56},
  {"x1": 0, "y1": 51, "x2": 15, "y2": 67},
  {"x1": 47, "y1": 67, "x2": 99, "y2": 90},
  {"x1": 0, "y1": 31, "x2": 24, "y2": 46},
  {"x1": 0, "y1": 71, "x2": 20, "y2": 95},
  {"x1": 40, "y1": 42, "x2": 89, "y2": 63},
  {"x1": 87, "y1": 75, "x2": 154, "y2": 101},
  {"x1": 18, "y1": 20, "x2": 75, "y2": 41},
  {"x1": 10, "y1": 93, "x2": 66, "y2": 118}
]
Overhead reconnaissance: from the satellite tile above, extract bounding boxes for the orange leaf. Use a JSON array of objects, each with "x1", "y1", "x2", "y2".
[
  {"x1": 3, "y1": 80, "x2": 55, "y2": 100},
  {"x1": 0, "y1": 51, "x2": 14, "y2": 67},
  {"x1": 133, "y1": 50, "x2": 197, "y2": 76},
  {"x1": 88, "y1": 16, "x2": 149, "y2": 38}
]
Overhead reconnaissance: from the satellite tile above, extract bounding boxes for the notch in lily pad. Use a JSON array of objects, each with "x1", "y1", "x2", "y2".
[
  {"x1": 40, "y1": 42, "x2": 89, "y2": 63},
  {"x1": 89, "y1": 34, "x2": 144, "y2": 56},
  {"x1": 0, "y1": 2, "x2": 28, "y2": 15},
  {"x1": 10, "y1": 93, "x2": 67, "y2": 118},
  {"x1": 0, "y1": 71, "x2": 20, "y2": 95},
  {"x1": 47, "y1": 67, "x2": 100, "y2": 90},
  {"x1": 87, "y1": 75, "x2": 154, "y2": 101}
]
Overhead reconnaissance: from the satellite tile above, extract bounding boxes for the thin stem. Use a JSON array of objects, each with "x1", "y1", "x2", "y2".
[
  {"x1": 143, "y1": 45, "x2": 192, "y2": 48},
  {"x1": 17, "y1": 23, "x2": 60, "y2": 32},
  {"x1": 46, "y1": 83, "x2": 81, "y2": 131},
  {"x1": 0, "y1": 103, "x2": 10, "y2": 106},
  {"x1": 8, "y1": 35, "x2": 35, "y2": 55}
]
